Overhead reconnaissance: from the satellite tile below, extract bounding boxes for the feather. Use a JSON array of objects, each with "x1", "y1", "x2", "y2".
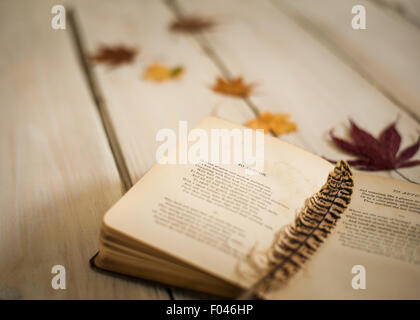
[{"x1": 237, "y1": 160, "x2": 354, "y2": 299}]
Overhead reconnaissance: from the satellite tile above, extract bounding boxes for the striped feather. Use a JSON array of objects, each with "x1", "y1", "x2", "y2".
[{"x1": 237, "y1": 160, "x2": 354, "y2": 299}]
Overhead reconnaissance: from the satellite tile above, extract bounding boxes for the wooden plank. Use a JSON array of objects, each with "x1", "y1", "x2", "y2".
[
  {"x1": 0, "y1": 0, "x2": 167, "y2": 299},
  {"x1": 275, "y1": 0, "x2": 420, "y2": 121},
  {"x1": 178, "y1": 0, "x2": 420, "y2": 184},
  {"x1": 73, "y1": 0, "x2": 254, "y2": 185}
]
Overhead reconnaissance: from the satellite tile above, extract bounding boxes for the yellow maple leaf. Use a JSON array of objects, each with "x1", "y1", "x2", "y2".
[
  {"x1": 143, "y1": 64, "x2": 184, "y2": 82},
  {"x1": 212, "y1": 76, "x2": 254, "y2": 97},
  {"x1": 245, "y1": 112, "x2": 297, "y2": 135}
]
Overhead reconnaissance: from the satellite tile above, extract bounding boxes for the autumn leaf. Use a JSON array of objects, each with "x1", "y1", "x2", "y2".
[
  {"x1": 91, "y1": 45, "x2": 137, "y2": 67},
  {"x1": 143, "y1": 64, "x2": 184, "y2": 82},
  {"x1": 328, "y1": 119, "x2": 420, "y2": 171},
  {"x1": 169, "y1": 16, "x2": 214, "y2": 33},
  {"x1": 245, "y1": 112, "x2": 297, "y2": 135},
  {"x1": 212, "y1": 77, "x2": 254, "y2": 97}
]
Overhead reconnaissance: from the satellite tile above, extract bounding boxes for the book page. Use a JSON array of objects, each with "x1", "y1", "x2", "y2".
[
  {"x1": 103, "y1": 117, "x2": 333, "y2": 287},
  {"x1": 266, "y1": 173, "x2": 420, "y2": 299}
]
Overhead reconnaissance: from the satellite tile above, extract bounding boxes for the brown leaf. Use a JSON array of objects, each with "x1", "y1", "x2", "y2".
[
  {"x1": 143, "y1": 64, "x2": 184, "y2": 82},
  {"x1": 245, "y1": 112, "x2": 297, "y2": 135},
  {"x1": 212, "y1": 77, "x2": 254, "y2": 97},
  {"x1": 169, "y1": 16, "x2": 214, "y2": 33},
  {"x1": 328, "y1": 119, "x2": 420, "y2": 171},
  {"x1": 91, "y1": 45, "x2": 137, "y2": 67}
]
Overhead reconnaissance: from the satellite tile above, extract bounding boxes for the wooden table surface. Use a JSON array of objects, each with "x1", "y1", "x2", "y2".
[{"x1": 1, "y1": 0, "x2": 419, "y2": 299}]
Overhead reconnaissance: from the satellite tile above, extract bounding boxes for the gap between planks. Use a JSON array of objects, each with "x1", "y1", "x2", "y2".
[
  {"x1": 165, "y1": 0, "x2": 288, "y2": 151},
  {"x1": 163, "y1": 0, "x2": 282, "y2": 300},
  {"x1": 164, "y1": 0, "x2": 261, "y2": 118},
  {"x1": 67, "y1": 9, "x2": 133, "y2": 192},
  {"x1": 67, "y1": 7, "x2": 174, "y2": 300}
]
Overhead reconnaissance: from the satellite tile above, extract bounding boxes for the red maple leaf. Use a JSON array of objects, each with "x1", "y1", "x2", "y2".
[{"x1": 328, "y1": 119, "x2": 420, "y2": 171}]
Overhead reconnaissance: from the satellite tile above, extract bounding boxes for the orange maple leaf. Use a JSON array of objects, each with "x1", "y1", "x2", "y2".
[
  {"x1": 245, "y1": 112, "x2": 297, "y2": 135},
  {"x1": 212, "y1": 77, "x2": 254, "y2": 97}
]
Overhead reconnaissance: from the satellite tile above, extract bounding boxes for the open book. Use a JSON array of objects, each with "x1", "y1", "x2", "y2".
[{"x1": 92, "y1": 117, "x2": 420, "y2": 299}]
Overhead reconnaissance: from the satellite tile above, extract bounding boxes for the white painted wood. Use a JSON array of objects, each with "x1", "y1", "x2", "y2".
[
  {"x1": 276, "y1": 0, "x2": 420, "y2": 121},
  {"x1": 179, "y1": 0, "x2": 420, "y2": 184},
  {"x1": 4, "y1": 0, "x2": 418, "y2": 300},
  {"x1": 0, "y1": 0, "x2": 167, "y2": 299}
]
